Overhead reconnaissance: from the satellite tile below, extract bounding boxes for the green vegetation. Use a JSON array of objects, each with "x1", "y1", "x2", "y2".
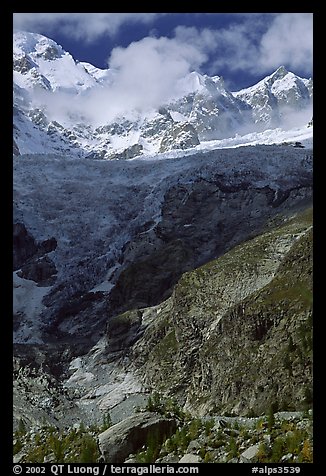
[
  {"x1": 13, "y1": 424, "x2": 100, "y2": 463},
  {"x1": 101, "y1": 412, "x2": 112, "y2": 432},
  {"x1": 14, "y1": 392, "x2": 313, "y2": 464},
  {"x1": 256, "y1": 428, "x2": 314, "y2": 464},
  {"x1": 18, "y1": 418, "x2": 27, "y2": 435},
  {"x1": 267, "y1": 404, "x2": 276, "y2": 431},
  {"x1": 227, "y1": 436, "x2": 238, "y2": 459},
  {"x1": 131, "y1": 393, "x2": 313, "y2": 464},
  {"x1": 145, "y1": 392, "x2": 188, "y2": 421},
  {"x1": 13, "y1": 415, "x2": 113, "y2": 463},
  {"x1": 79, "y1": 434, "x2": 100, "y2": 463}
]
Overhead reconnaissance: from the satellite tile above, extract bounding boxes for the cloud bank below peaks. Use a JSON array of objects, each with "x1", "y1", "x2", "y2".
[
  {"x1": 34, "y1": 33, "x2": 210, "y2": 125},
  {"x1": 28, "y1": 14, "x2": 312, "y2": 126},
  {"x1": 105, "y1": 35, "x2": 207, "y2": 112}
]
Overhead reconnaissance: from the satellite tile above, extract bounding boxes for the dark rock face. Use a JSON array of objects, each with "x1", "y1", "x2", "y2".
[
  {"x1": 13, "y1": 55, "x2": 36, "y2": 74},
  {"x1": 38, "y1": 45, "x2": 63, "y2": 61},
  {"x1": 109, "y1": 239, "x2": 195, "y2": 310},
  {"x1": 17, "y1": 255, "x2": 57, "y2": 286},
  {"x1": 109, "y1": 178, "x2": 312, "y2": 314},
  {"x1": 43, "y1": 291, "x2": 107, "y2": 346},
  {"x1": 106, "y1": 310, "x2": 143, "y2": 354},
  {"x1": 13, "y1": 223, "x2": 58, "y2": 284},
  {"x1": 13, "y1": 223, "x2": 38, "y2": 271},
  {"x1": 98, "y1": 412, "x2": 177, "y2": 463},
  {"x1": 39, "y1": 237, "x2": 57, "y2": 255}
]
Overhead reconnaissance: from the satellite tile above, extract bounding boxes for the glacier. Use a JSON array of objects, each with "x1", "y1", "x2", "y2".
[{"x1": 14, "y1": 144, "x2": 312, "y2": 345}]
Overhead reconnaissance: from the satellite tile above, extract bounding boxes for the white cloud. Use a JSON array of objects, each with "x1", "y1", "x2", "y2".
[
  {"x1": 23, "y1": 14, "x2": 312, "y2": 126},
  {"x1": 98, "y1": 35, "x2": 207, "y2": 121},
  {"x1": 13, "y1": 13, "x2": 165, "y2": 42},
  {"x1": 13, "y1": 13, "x2": 312, "y2": 77},
  {"x1": 258, "y1": 13, "x2": 313, "y2": 73},
  {"x1": 173, "y1": 25, "x2": 219, "y2": 52},
  {"x1": 279, "y1": 103, "x2": 313, "y2": 130},
  {"x1": 33, "y1": 33, "x2": 209, "y2": 125},
  {"x1": 208, "y1": 13, "x2": 312, "y2": 77},
  {"x1": 105, "y1": 36, "x2": 206, "y2": 112}
]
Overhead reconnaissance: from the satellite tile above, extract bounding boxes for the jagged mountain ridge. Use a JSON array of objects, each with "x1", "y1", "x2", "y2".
[
  {"x1": 13, "y1": 31, "x2": 313, "y2": 158},
  {"x1": 233, "y1": 66, "x2": 313, "y2": 127}
]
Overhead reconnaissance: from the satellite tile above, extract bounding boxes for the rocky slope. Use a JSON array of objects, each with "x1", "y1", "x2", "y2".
[
  {"x1": 13, "y1": 202, "x2": 312, "y2": 428},
  {"x1": 130, "y1": 208, "x2": 313, "y2": 416},
  {"x1": 13, "y1": 205, "x2": 313, "y2": 462},
  {"x1": 56, "y1": 206, "x2": 311, "y2": 425}
]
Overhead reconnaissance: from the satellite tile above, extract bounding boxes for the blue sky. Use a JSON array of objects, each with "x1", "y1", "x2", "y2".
[{"x1": 13, "y1": 13, "x2": 313, "y2": 90}]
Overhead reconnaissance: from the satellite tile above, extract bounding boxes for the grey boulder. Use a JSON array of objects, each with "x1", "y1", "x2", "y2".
[{"x1": 98, "y1": 411, "x2": 177, "y2": 463}]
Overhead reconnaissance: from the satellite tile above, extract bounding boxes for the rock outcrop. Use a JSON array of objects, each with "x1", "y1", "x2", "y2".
[
  {"x1": 240, "y1": 444, "x2": 260, "y2": 463},
  {"x1": 13, "y1": 223, "x2": 38, "y2": 270},
  {"x1": 17, "y1": 255, "x2": 57, "y2": 286},
  {"x1": 98, "y1": 412, "x2": 177, "y2": 463},
  {"x1": 159, "y1": 122, "x2": 200, "y2": 152},
  {"x1": 107, "y1": 144, "x2": 144, "y2": 160},
  {"x1": 109, "y1": 177, "x2": 311, "y2": 314},
  {"x1": 13, "y1": 223, "x2": 58, "y2": 285},
  {"x1": 179, "y1": 454, "x2": 201, "y2": 463}
]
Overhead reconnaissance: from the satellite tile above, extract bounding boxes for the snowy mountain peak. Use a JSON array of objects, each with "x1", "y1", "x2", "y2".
[
  {"x1": 13, "y1": 31, "x2": 99, "y2": 95},
  {"x1": 236, "y1": 66, "x2": 304, "y2": 95},
  {"x1": 271, "y1": 65, "x2": 288, "y2": 80},
  {"x1": 234, "y1": 66, "x2": 312, "y2": 128},
  {"x1": 13, "y1": 31, "x2": 65, "y2": 61},
  {"x1": 13, "y1": 31, "x2": 313, "y2": 159},
  {"x1": 188, "y1": 71, "x2": 209, "y2": 91},
  {"x1": 177, "y1": 71, "x2": 225, "y2": 97}
]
